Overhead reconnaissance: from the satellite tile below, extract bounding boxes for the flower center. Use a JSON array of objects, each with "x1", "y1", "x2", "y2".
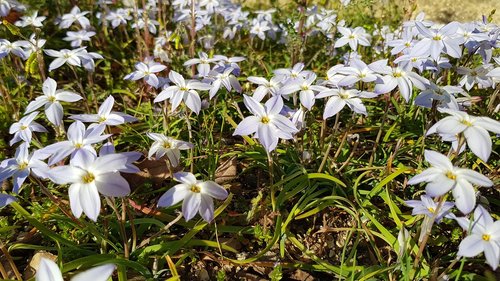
[
  {"x1": 162, "y1": 141, "x2": 171, "y2": 149},
  {"x1": 98, "y1": 116, "x2": 107, "y2": 123},
  {"x1": 392, "y1": 71, "x2": 403, "y2": 78},
  {"x1": 404, "y1": 42, "x2": 411, "y2": 47},
  {"x1": 20, "y1": 125, "x2": 28, "y2": 130},
  {"x1": 82, "y1": 172, "x2": 95, "y2": 184},
  {"x1": 180, "y1": 86, "x2": 188, "y2": 91},
  {"x1": 261, "y1": 116, "x2": 270, "y2": 124},
  {"x1": 74, "y1": 143, "x2": 83, "y2": 149},
  {"x1": 47, "y1": 96, "x2": 56, "y2": 102},
  {"x1": 190, "y1": 185, "x2": 201, "y2": 193},
  {"x1": 339, "y1": 92, "x2": 350, "y2": 99},
  {"x1": 300, "y1": 84, "x2": 309, "y2": 91},
  {"x1": 432, "y1": 35, "x2": 442, "y2": 41},
  {"x1": 460, "y1": 119, "x2": 472, "y2": 126},
  {"x1": 445, "y1": 171, "x2": 456, "y2": 180},
  {"x1": 18, "y1": 161, "x2": 28, "y2": 170},
  {"x1": 482, "y1": 234, "x2": 490, "y2": 241},
  {"x1": 427, "y1": 207, "x2": 435, "y2": 213},
  {"x1": 348, "y1": 34, "x2": 356, "y2": 39}
]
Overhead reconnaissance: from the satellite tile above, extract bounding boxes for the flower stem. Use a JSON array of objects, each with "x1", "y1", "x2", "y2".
[{"x1": 266, "y1": 150, "x2": 276, "y2": 211}]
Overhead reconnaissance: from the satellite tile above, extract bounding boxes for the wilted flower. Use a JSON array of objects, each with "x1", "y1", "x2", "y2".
[{"x1": 158, "y1": 172, "x2": 228, "y2": 222}]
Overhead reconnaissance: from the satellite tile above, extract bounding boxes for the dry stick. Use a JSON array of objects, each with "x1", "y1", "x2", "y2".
[
  {"x1": 138, "y1": 212, "x2": 183, "y2": 248},
  {"x1": 413, "y1": 196, "x2": 446, "y2": 268},
  {"x1": 337, "y1": 140, "x2": 359, "y2": 173},
  {"x1": 0, "y1": 244, "x2": 22, "y2": 281},
  {"x1": 125, "y1": 199, "x2": 138, "y2": 253},
  {"x1": 0, "y1": 261, "x2": 9, "y2": 280}
]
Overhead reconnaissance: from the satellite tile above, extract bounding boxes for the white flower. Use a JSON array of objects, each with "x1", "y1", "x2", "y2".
[
  {"x1": 233, "y1": 95, "x2": 298, "y2": 152},
  {"x1": 59, "y1": 6, "x2": 91, "y2": 29},
  {"x1": 25, "y1": 78, "x2": 82, "y2": 126},
  {"x1": 407, "y1": 150, "x2": 493, "y2": 214},
  {"x1": 40, "y1": 121, "x2": 110, "y2": 165},
  {"x1": 9, "y1": 111, "x2": 47, "y2": 146},
  {"x1": 124, "y1": 60, "x2": 166, "y2": 88},
  {"x1": 15, "y1": 11, "x2": 45, "y2": 27},
  {"x1": 48, "y1": 152, "x2": 134, "y2": 221},
  {"x1": 334, "y1": 26, "x2": 371, "y2": 50},
  {"x1": 70, "y1": 95, "x2": 136, "y2": 127},
  {"x1": 316, "y1": 88, "x2": 377, "y2": 119},
  {"x1": 457, "y1": 205, "x2": 500, "y2": 270},
  {"x1": 146, "y1": 133, "x2": 193, "y2": 167},
  {"x1": 426, "y1": 108, "x2": 500, "y2": 162},
  {"x1": 36, "y1": 257, "x2": 115, "y2": 281},
  {"x1": 63, "y1": 30, "x2": 96, "y2": 48},
  {"x1": 157, "y1": 172, "x2": 228, "y2": 222},
  {"x1": 44, "y1": 48, "x2": 85, "y2": 71},
  {"x1": 154, "y1": 70, "x2": 212, "y2": 114}
]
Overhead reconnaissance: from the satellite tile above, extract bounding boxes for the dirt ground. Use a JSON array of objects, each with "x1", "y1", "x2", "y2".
[
  {"x1": 417, "y1": 0, "x2": 500, "y2": 23},
  {"x1": 242, "y1": 0, "x2": 500, "y2": 23}
]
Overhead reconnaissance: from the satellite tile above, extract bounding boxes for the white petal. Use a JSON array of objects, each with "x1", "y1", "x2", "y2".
[
  {"x1": 36, "y1": 258, "x2": 64, "y2": 281},
  {"x1": 95, "y1": 173, "x2": 130, "y2": 197},
  {"x1": 458, "y1": 235, "x2": 484, "y2": 257},
  {"x1": 199, "y1": 181, "x2": 228, "y2": 200},
  {"x1": 70, "y1": 264, "x2": 116, "y2": 281},
  {"x1": 464, "y1": 126, "x2": 492, "y2": 162},
  {"x1": 79, "y1": 184, "x2": 101, "y2": 221},
  {"x1": 182, "y1": 193, "x2": 201, "y2": 221},
  {"x1": 452, "y1": 179, "x2": 476, "y2": 214},
  {"x1": 157, "y1": 183, "x2": 190, "y2": 207},
  {"x1": 199, "y1": 194, "x2": 215, "y2": 222}
]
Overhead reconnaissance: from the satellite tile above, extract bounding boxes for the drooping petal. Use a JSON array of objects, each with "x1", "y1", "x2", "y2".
[
  {"x1": 453, "y1": 179, "x2": 476, "y2": 214},
  {"x1": 0, "y1": 193, "x2": 16, "y2": 208},
  {"x1": 199, "y1": 194, "x2": 215, "y2": 222},
  {"x1": 464, "y1": 126, "x2": 492, "y2": 162},
  {"x1": 45, "y1": 102, "x2": 64, "y2": 126},
  {"x1": 79, "y1": 183, "x2": 101, "y2": 221},
  {"x1": 68, "y1": 184, "x2": 83, "y2": 218},
  {"x1": 425, "y1": 175, "x2": 455, "y2": 197}
]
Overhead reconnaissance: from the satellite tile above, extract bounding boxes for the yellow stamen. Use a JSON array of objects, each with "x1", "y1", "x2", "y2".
[
  {"x1": 482, "y1": 234, "x2": 490, "y2": 241},
  {"x1": 82, "y1": 172, "x2": 95, "y2": 184},
  {"x1": 446, "y1": 171, "x2": 456, "y2": 180},
  {"x1": 261, "y1": 116, "x2": 270, "y2": 124},
  {"x1": 190, "y1": 185, "x2": 201, "y2": 193}
]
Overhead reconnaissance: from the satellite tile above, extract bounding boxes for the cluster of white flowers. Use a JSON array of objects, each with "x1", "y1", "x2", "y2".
[{"x1": 0, "y1": 0, "x2": 498, "y2": 276}]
